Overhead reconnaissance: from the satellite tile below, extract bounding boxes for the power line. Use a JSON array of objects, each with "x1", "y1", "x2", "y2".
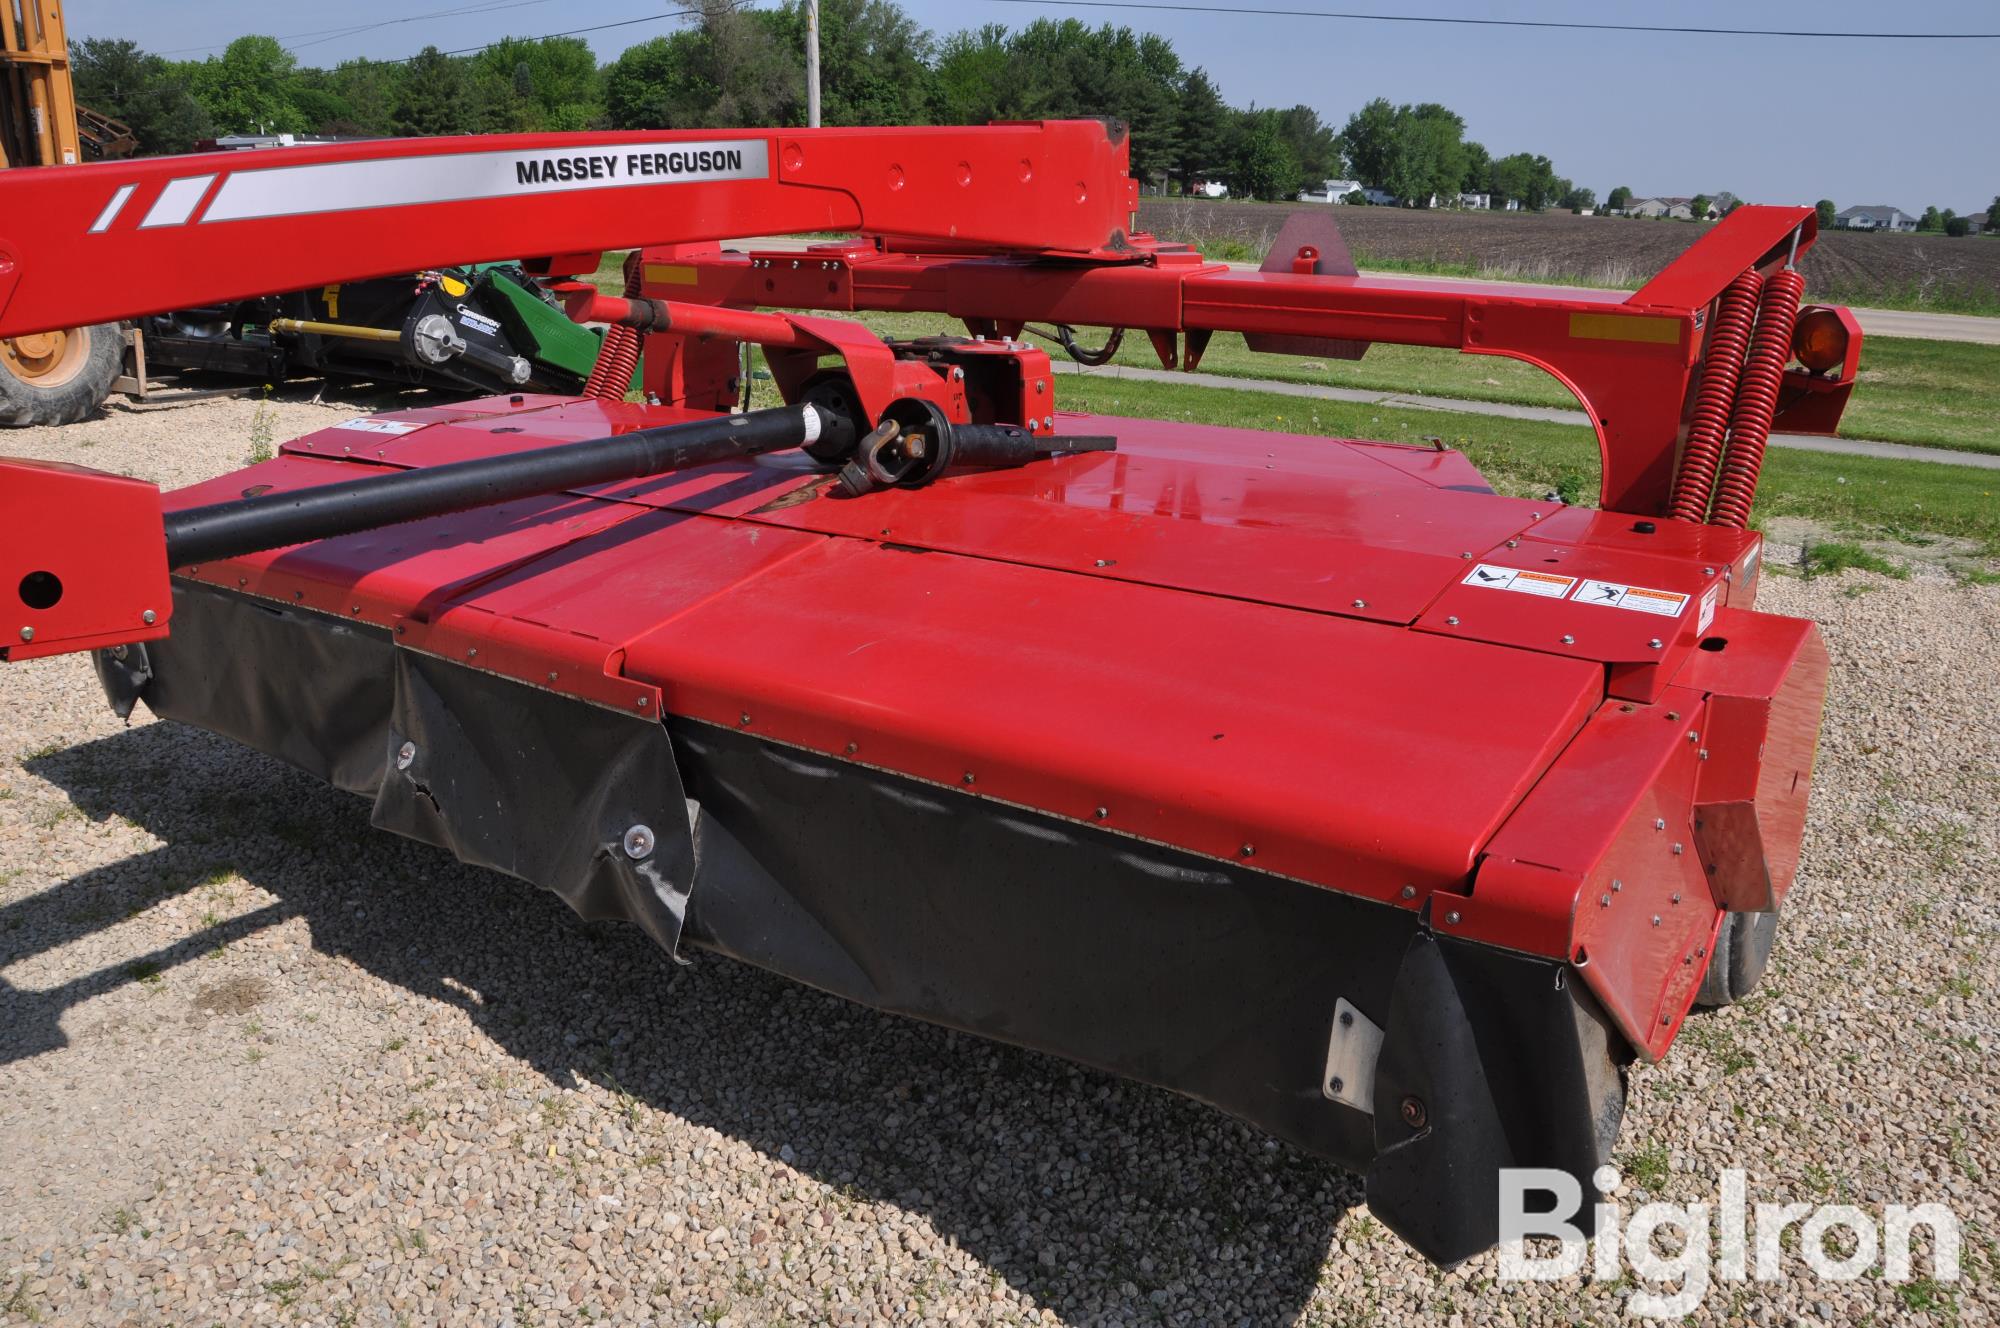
[
  {"x1": 157, "y1": 0, "x2": 573, "y2": 57},
  {"x1": 976, "y1": 0, "x2": 2000, "y2": 40},
  {"x1": 387, "y1": 8, "x2": 708, "y2": 62}
]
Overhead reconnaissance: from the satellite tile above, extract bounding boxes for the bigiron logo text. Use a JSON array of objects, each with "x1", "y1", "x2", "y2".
[{"x1": 513, "y1": 149, "x2": 748, "y2": 186}]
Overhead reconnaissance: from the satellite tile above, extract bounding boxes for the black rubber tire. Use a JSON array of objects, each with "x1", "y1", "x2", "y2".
[
  {"x1": 1696, "y1": 908, "x2": 1780, "y2": 1007},
  {"x1": 0, "y1": 323, "x2": 124, "y2": 427}
]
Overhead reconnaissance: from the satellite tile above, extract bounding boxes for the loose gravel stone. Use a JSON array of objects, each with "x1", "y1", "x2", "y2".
[{"x1": 1, "y1": 393, "x2": 1994, "y2": 1326}]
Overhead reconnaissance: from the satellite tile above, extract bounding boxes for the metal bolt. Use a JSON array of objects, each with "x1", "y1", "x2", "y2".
[
  {"x1": 740, "y1": 712, "x2": 752, "y2": 726},
  {"x1": 1699, "y1": 749, "x2": 1709, "y2": 761},
  {"x1": 1505, "y1": 539, "x2": 1519, "y2": 549},
  {"x1": 1339, "y1": 1011, "x2": 1355, "y2": 1028},
  {"x1": 1696, "y1": 946, "x2": 1707, "y2": 958},
  {"x1": 622, "y1": 824, "x2": 655, "y2": 859},
  {"x1": 844, "y1": 742, "x2": 859, "y2": 755},
  {"x1": 1400, "y1": 884, "x2": 1417, "y2": 900},
  {"x1": 1445, "y1": 615, "x2": 1460, "y2": 626},
  {"x1": 1654, "y1": 819, "x2": 1666, "y2": 831},
  {"x1": 142, "y1": 609, "x2": 157, "y2": 625},
  {"x1": 1688, "y1": 730, "x2": 1699, "y2": 742},
  {"x1": 1651, "y1": 915, "x2": 1662, "y2": 927},
  {"x1": 1666, "y1": 711, "x2": 1679, "y2": 722},
  {"x1": 1239, "y1": 843, "x2": 1255, "y2": 857},
  {"x1": 1661, "y1": 1014, "x2": 1672, "y2": 1026},
  {"x1": 395, "y1": 741, "x2": 416, "y2": 770},
  {"x1": 17, "y1": 626, "x2": 31, "y2": 643},
  {"x1": 1460, "y1": 551, "x2": 1472, "y2": 559},
  {"x1": 1445, "y1": 910, "x2": 1461, "y2": 925},
  {"x1": 1671, "y1": 892, "x2": 1682, "y2": 904},
  {"x1": 1399, "y1": 1096, "x2": 1428, "y2": 1129},
  {"x1": 963, "y1": 772, "x2": 976, "y2": 785},
  {"x1": 547, "y1": 671, "x2": 558, "y2": 682},
  {"x1": 1703, "y1": 566, "x2": 1715, "y2": 577},
  {"x1": 1329, "y1": 1076, "x2": 1345, "y2": 1094},
  {"x1": 1599, "y1": 894, "x2": 1611, "y2": 907},
  {"x1": 1560, "y1": 634, "x2": 1575, "y2": 645},
  {"x1": 1672, "y1": 842, "x2": 1684, "y2": 855},
  {"x1": 1612, "y1": 879, "x2": 1624, "y2": 892},
  {"x1": 635, "y1": 696, "x2": 649, "y2": 708},
  {"x1": 467, "y1": 647, "x2": 478, "y2": 658},
  {"x1": 1034, "y1": 380, "x2": 1046, "y2": 394},
  {"x1": 1352, "y1": 598, "x2": 1367, "y2": 609},
  {"x1": 1093, "y1": 806, "x2": 1108, "y2": 820},
  {"x1": 1648, "y1": 638, "x2": 1663, "y2": 650}
]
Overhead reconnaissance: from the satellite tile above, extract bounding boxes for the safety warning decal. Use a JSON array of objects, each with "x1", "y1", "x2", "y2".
[
  {"x1": 1574, "y1": 579, "x2": 1689, "y2": 617},
  {"x1": 1463, "y1": 564, "x2": 1577, "y2": 598},
  {"x1": 1698, "y1": 584, "x2": 1720, "y2": 634},
  {"x1": 331, "y1": 418, "x2": 420, "y2": 435}
]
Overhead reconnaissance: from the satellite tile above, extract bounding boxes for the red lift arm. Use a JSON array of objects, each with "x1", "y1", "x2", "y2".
[{"x1": 634, "y1": 206, "x2": 1859, "y2": 515}]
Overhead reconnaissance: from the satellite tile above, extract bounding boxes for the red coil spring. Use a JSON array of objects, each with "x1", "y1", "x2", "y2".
[
  {"x1": 1709, "y1": 268, "x2": 1805, "y2": 529},
  {"x1": 582, "y1": 252, "x2": 643, "y2": 401},
  {"x1": 1668, "y1": 269, "x2": 1761, "y2": 523}
]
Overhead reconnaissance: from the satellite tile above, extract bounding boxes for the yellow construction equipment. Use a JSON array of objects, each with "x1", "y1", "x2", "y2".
[{"x1": 1, "y1": 0, "x2": 131, "y2": 424}]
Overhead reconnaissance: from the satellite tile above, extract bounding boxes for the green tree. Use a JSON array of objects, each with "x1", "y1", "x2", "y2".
[
  {"x1": 1690, "y1": 194, "x2": 1712, "y2": 220},
  {"x1": 182, "y1": 35, "x2": 304, "y2": 135},
  {"x1": 1988, "y1": 196, "x2": 2000, "y2": 231},
  {"x1": 1945, "y1": 215, "x2": 1971, "y2": 237},
  {"x1": 1275, "y1": 105, "x2": 1339, "y2": 185},
  {"x1": 1337, "y1": 97, "x2": 1397, "y2": 188},
  {"x1": 1459, "y1": 140, "x2": 1490, "y2": 194},
  {"x1": 1563, "y1": 185, "x2": 1596, "y2": 212},
  {"x1": 1918, "y1": 206, "x2": 1943, "y2": 232},
  {"x1": 934, "y1": 25, "x2": 1015, "y2": 125},
  {"x1": 775, "y1": 0, "x2": 935, "y2": 127},
  {"x1": 1228, "y1": 108, "x2": 1298, "y2": 201},
  {"x1": 1815, "y1": 199, "x2": 1836, "y2": 228},
  {"x1": 472, "y1": 36, "x2": 602, "y2": 131},
  {"x1": 1606, "y1": 184, "x2": 1633, "y2": 212},
  {"x1": 69, "y1": 36, "x2": 211, "y2": 154},
  {"x1": 1172, "y1": 68, "x2": 1228, "y2": 190},
  {"x1": 392, "y1": 46, "x2": 475, "y2": 136}
]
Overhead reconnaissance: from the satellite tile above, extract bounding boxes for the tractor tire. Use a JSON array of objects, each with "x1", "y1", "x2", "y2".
[
  {"x1": 1696, "y1": 908, "x2": 1780, "y2": 1007},
  {"x1": 0, "y1": 323, "x2": 124, "y2": 427}
]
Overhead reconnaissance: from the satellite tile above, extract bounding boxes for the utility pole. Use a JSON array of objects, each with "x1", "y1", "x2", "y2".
[{"x1": 805, "y1": 0, "x2": 822, "y2": 128}]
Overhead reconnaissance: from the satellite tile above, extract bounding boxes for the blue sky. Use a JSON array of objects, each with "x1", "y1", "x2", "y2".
[{"x1": 69, "y1": 0, "x2": 1996, "y2": 211}]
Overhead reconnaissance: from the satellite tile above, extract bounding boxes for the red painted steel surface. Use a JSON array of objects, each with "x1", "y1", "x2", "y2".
[
  {"x1": 1467, "y1": 690, "x2": 1718, "y2": 1061},
  {"x1": 0, "y1": 121, "x2": 1138, "y2": 338},
  {"x1": 0, "y1": 458, "x2": 172, "y2": 660}
]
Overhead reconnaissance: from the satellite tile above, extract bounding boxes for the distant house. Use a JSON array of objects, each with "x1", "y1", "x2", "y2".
[
  {"x1": 1626, "y1": 196, "x2": 1708, "y2": 221},
  {"x1": 1190, "y1": 178, "x2": 1229, "y2": 200},
  {"x1": 1362, "y1": 187, "x2": 1397, "y2": 207},
  {"x1": 1960, "y1": 210, "x2": 1988, "y2": 235},
  {"x1": 1834, "y1": 205, "x2": 1916, "y2": 232},
  {"x1": 1296, "y1": 178, "x2": 1363, "y2": 203},
  {"x1": 1457, "y1": 191, "x2": 1491, "y2": 210}
]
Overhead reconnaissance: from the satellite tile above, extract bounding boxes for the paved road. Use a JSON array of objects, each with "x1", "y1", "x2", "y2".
[
  {"x1": 1046, "y1": 360, "x2": 2000, "y2": 471},
  {"x1": 725, "y1": 236, "x2": 2000, "y2": 345}
]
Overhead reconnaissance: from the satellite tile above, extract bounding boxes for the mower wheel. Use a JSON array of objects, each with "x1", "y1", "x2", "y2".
[
  {"x1": 1696, "y1": 908, "x2": 1780, "y2": 1007},
  {"x1": 0, "y1": 322, "x2": 124, "y2": 427}
]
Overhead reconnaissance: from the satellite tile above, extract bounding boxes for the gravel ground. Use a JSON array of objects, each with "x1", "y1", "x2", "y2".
[{"x1": 1, "y1": 392, "x2": 1995, "y2": 1327}]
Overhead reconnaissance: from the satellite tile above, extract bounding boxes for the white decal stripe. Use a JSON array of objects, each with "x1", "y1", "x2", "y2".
[
  {"x1": 88, "y1": 183, "x2": 136, "y2": 234},
  {"x1": 139, "y1": 174, "x2": 217, "y2": 229},
  {"x1": 201, "y1": 140, "x2": 770, "y2": 224}
]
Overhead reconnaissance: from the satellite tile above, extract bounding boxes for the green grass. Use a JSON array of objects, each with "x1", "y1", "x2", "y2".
[
  {"x1": 1841, "y1": 337, "x2": 2000, "y2": 455},
  {"x1": 1038, "y1": 373, "x2": 2000, "y2": 557},
  {"x1": 1800, "y1": 541, "x2": 1908, "y2": 580}
]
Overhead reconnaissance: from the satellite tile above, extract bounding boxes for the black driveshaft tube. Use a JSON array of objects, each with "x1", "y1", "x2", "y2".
[{"x1": 162, "y1": 402, "x2": 845, "y2": 569}]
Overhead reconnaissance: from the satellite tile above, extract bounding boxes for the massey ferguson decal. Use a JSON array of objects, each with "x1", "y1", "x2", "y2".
[{"x1": 95, "y1": 140, "x2": 771, "y2": 230}]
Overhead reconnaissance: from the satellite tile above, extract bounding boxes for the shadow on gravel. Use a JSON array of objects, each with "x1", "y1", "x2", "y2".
[{"x1": 21, "y1": 721, "x2": 1352, "y2": 1324}]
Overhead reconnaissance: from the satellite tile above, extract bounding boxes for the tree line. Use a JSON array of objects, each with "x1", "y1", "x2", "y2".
[{"x1": 73, "y1": 0, "x2": 1594, "y2": 209}]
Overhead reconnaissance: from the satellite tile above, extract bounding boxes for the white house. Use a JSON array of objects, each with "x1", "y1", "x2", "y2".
[
  {"x1": 1296, "y1": 178, "x2": 1362, "y2": 203},
  {"x1": 1456, "y1": 191, "x2": 1491, "y2": 210},
  {"x1": 1834, "y1": 204, "x2": 1917, "y2": 232},
  {"x1": 1191, "y1": 178, "x2": 1230, "y2": 200},
  {"x1": 1627, "y1": 196, "x2": 1706, "y2": 220}
]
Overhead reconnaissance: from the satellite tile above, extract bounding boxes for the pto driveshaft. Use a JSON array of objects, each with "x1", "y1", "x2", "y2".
[{"x1": 162, "y1": 403, "x2": 851, "y2": 569}]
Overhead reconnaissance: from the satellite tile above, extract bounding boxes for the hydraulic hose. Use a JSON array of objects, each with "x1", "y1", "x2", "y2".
[
  {"x1": 1709, "y1": 267, "x2": 1805, "y2": 529},
  {"x1": 1667, "y1": 269, "x2": 1760, "y2": 523}
]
